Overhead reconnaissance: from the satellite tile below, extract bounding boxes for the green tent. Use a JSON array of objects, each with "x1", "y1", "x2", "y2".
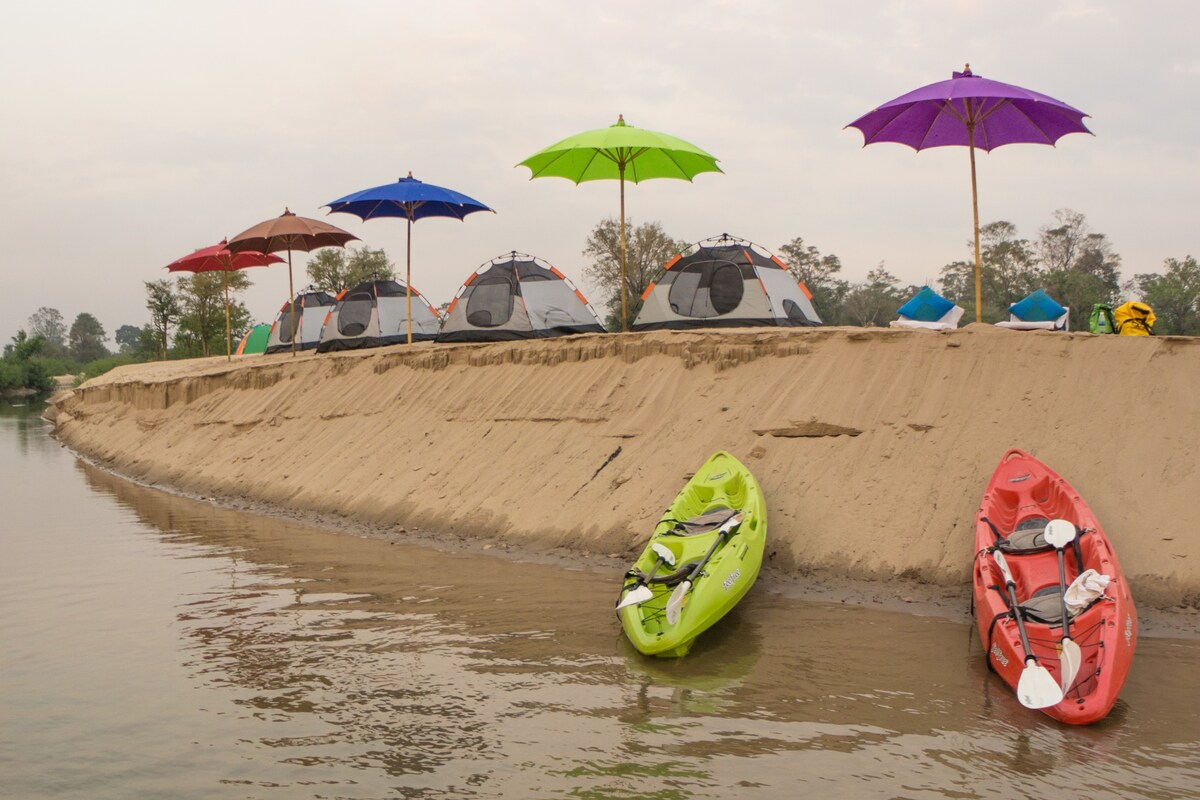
[{"x1": 235, "y1": 323, "x2": 272, "y2": 355}]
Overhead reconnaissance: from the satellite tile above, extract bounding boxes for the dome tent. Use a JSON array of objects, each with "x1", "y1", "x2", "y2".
[
  {"x1": 438, "y1": 251, "x2": 606, "y2": 342},
  {"x1": 265, "y1": 289, "x2": 338, "y2": 354},
  {"x1": 631, "y1": 234, "x2": 821, "y2": 331},
  {"x1": 316, "y1": 279, "x2": 440, "y2": 352},
  {"x1": 236, "y1": 323, "x2": 272, "y2": 355}
]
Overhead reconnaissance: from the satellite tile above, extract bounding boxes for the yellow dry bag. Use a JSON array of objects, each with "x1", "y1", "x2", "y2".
[{"x1": 1112, "y1": 301, "x2": 1156, "y2": 336}]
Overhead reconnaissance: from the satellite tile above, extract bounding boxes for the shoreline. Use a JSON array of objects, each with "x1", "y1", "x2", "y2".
[
  {"x1": 62, "y1": 427, "x2": 1200, "y2": 641},
  {"x1": 46, "y1": 326, "x2": 1200, "y2": 624}
]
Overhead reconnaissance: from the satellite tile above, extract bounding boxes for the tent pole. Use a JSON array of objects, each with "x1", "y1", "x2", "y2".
[
  {"x1": 406, "y1": 216, "x2": 414, "y2": 345},
  {"x1": 968, "y1": 118, "x2": 982, "y2": 324},
  {"x1": 619, "y1": 163, "x2": 628, "y2": 332}
]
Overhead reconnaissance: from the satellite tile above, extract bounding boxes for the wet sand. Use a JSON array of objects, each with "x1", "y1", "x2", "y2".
[
  {"x1": 67, "y1": 444, "x2": 1200, "y2": 640},
  {"x1": 48, "y1": 326, "x2": 1200, "y2": 612}
]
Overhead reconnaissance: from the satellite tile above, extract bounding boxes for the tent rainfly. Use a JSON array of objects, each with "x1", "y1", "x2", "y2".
[
  {"x1": 316, "y1": 279, "x2": 440, "y2": 352},
  {"x1": 632, "y1": 234, "x2": 821, "y2": 331},
  {"x1": 236, "y1": 323, "x2": 272, "y2": 355},
  {"x1": 438, "y1": 251, "x2": 606, "y2": 342},
  {"x1": 265, "y1": 290, "x2": 338, "y2": 354}
]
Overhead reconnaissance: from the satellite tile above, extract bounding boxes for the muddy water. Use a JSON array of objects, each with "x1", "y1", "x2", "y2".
[{"x1": 2, "y1": 404, "x2": 1198, "y2": 799}]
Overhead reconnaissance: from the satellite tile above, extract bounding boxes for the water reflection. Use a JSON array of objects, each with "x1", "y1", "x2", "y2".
[
  {"x1": 0, "y1": 398, "x2": 49, "y2": 456},
  {"x1": 4, "y1": 435, "x2": 1197, "y2": 799}
]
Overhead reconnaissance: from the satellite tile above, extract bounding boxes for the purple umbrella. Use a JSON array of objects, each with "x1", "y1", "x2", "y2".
[{"x1": 847, "y1": 65, "x2": 1092, "y2": 321}]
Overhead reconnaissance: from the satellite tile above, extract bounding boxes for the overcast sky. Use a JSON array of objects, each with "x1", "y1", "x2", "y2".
[{"x1": 1, "y1": 1, "x2": 1196, "y2": 346}]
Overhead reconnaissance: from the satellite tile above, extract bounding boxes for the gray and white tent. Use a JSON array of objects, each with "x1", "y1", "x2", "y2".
[
  {"x1": 265, "y1": 289, "x2": 338, "y2": 353},
  {"x1": 632, "y1": 235, "x2": 821, "y2": 331},
  {"x1": 316, "y1": 279, "x2": 440, "y2": 352},
  {"x1": 438, "y1": 252, "x2": 606, "y2": 342}
]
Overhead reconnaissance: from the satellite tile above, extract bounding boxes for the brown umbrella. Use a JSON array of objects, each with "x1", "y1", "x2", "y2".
[{"x1": 226, "y1": 208, "x2": 359, "y2": 354}]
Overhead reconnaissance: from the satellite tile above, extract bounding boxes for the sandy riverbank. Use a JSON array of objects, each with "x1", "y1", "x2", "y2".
[{"x1": 48, "y1": 325, "x2": 1200, "y2": 612}]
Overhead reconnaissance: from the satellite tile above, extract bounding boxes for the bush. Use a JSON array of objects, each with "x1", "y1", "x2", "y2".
[
  {"x1": 0, "y1": 358, "x2": 54, "y2": 394},
  {"x1": 78, "y1": 354, "x2": 140, "y2": 384}
]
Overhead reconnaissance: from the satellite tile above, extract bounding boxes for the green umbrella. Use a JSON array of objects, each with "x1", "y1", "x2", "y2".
[{"x1": 518, "y1": 115, "x2": 721, "y2": 331}]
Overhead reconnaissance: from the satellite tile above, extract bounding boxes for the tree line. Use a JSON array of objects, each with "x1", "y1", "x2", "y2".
[
  {"x1": 5, "y1": 210, "x2": 1195, "y2": 396},
  {"x1": 583, "y1": 209, "x2": 1198, "y2": 335}
]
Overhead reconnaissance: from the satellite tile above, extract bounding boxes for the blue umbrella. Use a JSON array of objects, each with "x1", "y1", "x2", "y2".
[{"x1": 326, "y1": 172, "x2": 494, "y2": 344}]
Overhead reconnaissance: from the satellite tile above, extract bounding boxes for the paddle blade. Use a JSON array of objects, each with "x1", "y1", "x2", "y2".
[
  {"x1": 992, "y1": 550, "x2": 1015, "y2": 585},
  {"x1": 1060, "y1": 637, "x2": 1082, "y2": 692},
  {"x1": 651, "y1": 542, "x2": 676, "y2": 566},
  {"x1": 1017, "y1": 660, "x2": 1065, "y2": 709},
  {"x1": 665, "y1": 579, "x2": 691, "y2": 625},
  {"x1": 1044, "y1": 519, "x2": 1077, "y2": 549},
  {"x1": 616, "y1": 584, "x2": 653, "y2": 610}
]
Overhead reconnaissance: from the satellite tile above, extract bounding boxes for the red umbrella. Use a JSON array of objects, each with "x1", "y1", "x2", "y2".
[
  {"x1": 225, "y1": 209, "x2": 359, "y2": 354},
  {"x1": 165, "y1": 240, "x2": 283, "y2": 360}
]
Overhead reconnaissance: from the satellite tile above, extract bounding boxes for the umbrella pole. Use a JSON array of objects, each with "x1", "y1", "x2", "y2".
[
  {"x1": 224, "y1": 270, "x2": 232, "y2": 362},
  {"x1": 406, "y1": 216, "x2": 413, "y2": 345},
  {"x1": 968, "y1": 123, "x2": 983, "y2": 323},
  {"x1": 288, "y1": 250, "x2": 297, "y2": 356},
  {"x1": 619, "y1": 165, "x2": 628, "y2": 332}
]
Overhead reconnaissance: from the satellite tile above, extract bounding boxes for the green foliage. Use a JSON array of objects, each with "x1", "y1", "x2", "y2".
[
  {"x1": 115, "y1": 324, "x2": 142, "y2": 354},
  {"x1": 145, "y1": 278, "x2": 181, "y2": 360},
  {"x1": 307, "y1": 246, "x2": 395, "y2": 294},
  {"x1": 0, "y1": 331, "x2": 55, "y2": 394},
  {"x1": 136, "y1": 325, "x2": 162, "y2": 360},
  {"x1": 1041, "y1": 268, "x2": 1118, "y2": 329},
  {"x1": 26, "y1": 307, "x2": 69, "y2": 359},
  {"x1": 583, "y1": 218, "x2": 687, "y2": 330},
  {"x1": 936, "y1": 210, "x2": 1122, "y2": 326},
  {"x1": 1033, "y1": 209, "x2": 1120, "y2": 323},
  {"x1": 78, "y1": 354, "x2": 140, "y2": 384},
  {"x1": 69, "y1": 312, "x2": 109, "y2": 363},
  {"x1": 777, "y1": 236, "x2": 849, "y2": 325},
  {"x1": 174, "y1": 271, "x2": 252, "y2": 357},
  {"x1": 940, "y1": 221, "x2": 1043, "y2": 322},
  {"x1": 842, "y1": 265, "x2": 910, "y2": 327},
  {"x1": 1130, "y1": 255, "x2": 1199, "y2": 335}
]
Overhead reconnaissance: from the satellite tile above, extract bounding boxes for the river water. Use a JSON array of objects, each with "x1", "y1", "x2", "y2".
[{"x1": 2, "y1": 402, "x2": 1198, "y2": 799}]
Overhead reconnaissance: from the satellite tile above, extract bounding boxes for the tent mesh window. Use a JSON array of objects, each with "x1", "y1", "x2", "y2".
[
  {"x1": 514, "y1": 261, "x2": 554, "y2": 281},
  {"x1": 782, "y1": 299, "x2": 810, "y2": 323},
  {"x1": 338, "y1": 292, "x2": 374, "y2": 336},
  {"x1": 667, "y1": 259, "x2": 745, "y2": 317},
  {"x1": 466, "y1": 276, "x2": 515, "y2": 328},
  {"x1": 306, "y1": 291, "x2": 337, "y2": 307},
  {"x1": 375, "y1": 281, "x2": 408, "y2": 298},
  {"x1": 277, "y1": 305, "x2": 297, "y2": 343}
]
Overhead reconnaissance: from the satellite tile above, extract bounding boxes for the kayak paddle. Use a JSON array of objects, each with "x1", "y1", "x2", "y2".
[
  {"x1": 616, "y1": 542, "x2": 676, "y2": 610},
  {"x1": 665, "y1": 513, "x2": 744, "y2": 625},
  {"x1": 992, "y1": 549, "x2": 1065, "y2": 709},
  {"x1": 1043, "y1": 519, "x2": 1083, "y2": 693}
]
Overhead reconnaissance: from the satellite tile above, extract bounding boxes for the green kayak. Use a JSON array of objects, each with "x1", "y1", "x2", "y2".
[{"x1": 616, "y1": 451, "x2": 767, "y2": 657}]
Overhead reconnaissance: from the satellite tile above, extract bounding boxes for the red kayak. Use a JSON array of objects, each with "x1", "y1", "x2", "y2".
[{"x1": 972, "y1": 449, "x2": 1137, "y2": 724}]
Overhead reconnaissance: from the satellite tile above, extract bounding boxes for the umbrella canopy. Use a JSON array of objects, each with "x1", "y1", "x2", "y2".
[
  {"x1": 226, "y1": 209, "x2": 358, "y2": 354},
  {"x1": 165, "y1": 240, "x2": 283, "y2": 360},
  {"x1": 518, "y1": 115, "x2": 721, "y2": 331},
  {"x1": 846, "y1": 65, "x2": 1091, "y2": 321},
  {"x1": 325, "y1": 174, "x2": 494, "y2": 345},
  {"x1": 165, "y1": 241, "x2": 283, "y2": 274}
]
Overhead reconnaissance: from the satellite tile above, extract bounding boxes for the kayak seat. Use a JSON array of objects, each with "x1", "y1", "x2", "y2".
[
  {"x1": 996, "y1": 517, "x2": 1053, "y2": 555},
  {"x1": 663, "y1": 507, "x2": 738, "y2": 537},
  {"x1": 631, "y1": 561, "x2": 703, "y2": 587},
  {"x1": 1018, "y1": 585, "x2": 1076, "y2": 625}
]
